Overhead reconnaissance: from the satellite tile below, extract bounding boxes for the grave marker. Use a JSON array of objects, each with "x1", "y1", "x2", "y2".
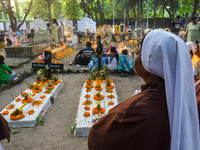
[{"x1": 32, "y1": 50, "x2": 64, "y2": 79}]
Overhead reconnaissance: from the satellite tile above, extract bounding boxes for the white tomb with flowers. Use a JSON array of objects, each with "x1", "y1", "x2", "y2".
[
  {"x1": 74, "y1": 77, "x2": 118, "y2": 136},
  {"x1": 1, "y1": 76, "x2": 63, "y2": 128}
]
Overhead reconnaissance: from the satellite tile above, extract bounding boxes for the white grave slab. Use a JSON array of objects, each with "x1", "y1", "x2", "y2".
[
  {"x1": 74, "y1": 80, "x2": 118, "y2": 136},
  {"x1": 0, "y1": 23, "x2": 4, "y2": 30},
  {"x1": 5, "y1": 21, "x2": 26, "y2": 30},
  {"x1": 1, "y1": 80, "x2": 64, "y2": 128},
  {"x1": 77, "y1": 17, "x2": 96, "y2": 33},
  {"x1": 67, "y1": 35, "x2": 78, "y2": 46},
  {"x1": 30, "y1": 19, "x2": 48, "y2": 29}
]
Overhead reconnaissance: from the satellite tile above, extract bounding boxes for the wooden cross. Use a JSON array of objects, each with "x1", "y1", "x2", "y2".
[{"x1": 32, "y1": 50, "x2": 64, "y2": 80}]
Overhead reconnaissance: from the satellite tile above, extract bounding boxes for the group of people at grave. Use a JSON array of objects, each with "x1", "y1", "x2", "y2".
[
  {"x1": 71, "y1": 41, "x2": 134, "y2": 77},
  {"x1": 0, "y1": 18, "x2": 65, "y2": 50}
]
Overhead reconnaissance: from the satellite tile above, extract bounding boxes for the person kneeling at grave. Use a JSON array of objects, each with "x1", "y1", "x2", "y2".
[
  {"x1": 72, "y1": 41, "x2": 95, "y2": 66},
  {"x1": 88, "y1": 30, "x2": 200, "y2": 150},
  {"x1": 117, "y1": 49, "x2": 133, "y2": 77},
  {"x1": 0, "y1": 55, "x2": 16, "y2": 86}
]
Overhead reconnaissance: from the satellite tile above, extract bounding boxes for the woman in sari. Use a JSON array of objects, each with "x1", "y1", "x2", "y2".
[
  {"x1": 50, "y1": 19, "x2": 59, "y2": 44},
  {"x1": 117, "y1": 49, "x2": 133, "y2": 77},
  {"x1": 193, "y1": 43, "x2": 200, "y2": 82}
]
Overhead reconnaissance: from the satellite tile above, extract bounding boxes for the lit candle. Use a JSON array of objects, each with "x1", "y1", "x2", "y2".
[
  {"x1": 17, "y1": 42, "x2": 20, "y2": 47},
  {"x1": 34, "y1": 40, "x2": 36, "y2": 45}
]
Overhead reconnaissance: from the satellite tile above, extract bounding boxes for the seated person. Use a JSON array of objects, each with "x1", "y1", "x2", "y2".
[
  {"x1": 6, "y1": 38, "x2": 13, "y2": 47},
  {"x1": 0, "y1": 55, "x2": 16, "y2": 86},
  {"x1": 89, "y1": 44, "x2": 107, "y2": 70},
  {"x1": 117, "y1": 49, "x2": 133, "y2": 77},
  {"x1": 72, "y1": 41, "x2": 95, "y2": 65},
  {"x1": 107, "y1": 46, "x2": 119, "y2": 71},
  {"x1": 105, "y1": 44, "x2": 119, "y2": 54},
  {"x1": 0, "y1": 39, "x2": 6, "y2": 49},
  {"x1": 88, "y1": 30, "x2": 200, "y2": 150}
]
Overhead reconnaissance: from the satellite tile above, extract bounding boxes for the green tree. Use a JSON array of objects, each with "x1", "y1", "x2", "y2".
[{"x1": 0, "y1": 0, "x2": 33, "y2": 31}]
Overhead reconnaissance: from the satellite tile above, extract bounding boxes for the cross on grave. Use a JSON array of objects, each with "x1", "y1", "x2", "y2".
[
  {"x1": 80, "y1": 35, "x2": 117, "y2": 72},
  {"x1": 32, "y1": 50, "x2": 64, "y2": 79}
]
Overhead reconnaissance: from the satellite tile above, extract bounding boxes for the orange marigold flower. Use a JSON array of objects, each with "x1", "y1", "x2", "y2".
[
  {"x1": 28, "y1": 110, "x2": 35, "y2": 115},
  {"x1": 84, "y1": 112, "x2": 90, "y2": 117}
]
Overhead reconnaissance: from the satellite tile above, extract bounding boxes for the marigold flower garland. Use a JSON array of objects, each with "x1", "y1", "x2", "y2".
[
  {"x1": 10, "y1": 109, "x2": 25, "y2": 120},
  {"x1": 84, "y1": 94, "x2": 91, "y2": 98},
  {"x1": 2, "y1": 110, "x2": 9, "y2": 115},
  {"x1": 15, "y1": 98, "x2": 22, "y2": 102},
  {"x1": 92, "y1": 107, "x2": 105, "y2": 115},
  {"x1": 84, "y1": 106, "x2": 90, "y2": 110},
  {"x1": 6, "y1": 104, "x2": 15, "y2": 110},
  {"x1": 108, "y1": 101, "x2": 114, "y2": 105},
  {"x1": 40, "y1": 95, "x2": 46, "y2": 99},
  {"x1": 28, "y1": 110, "x2": 35, "y2": 115},
  {"x1": 82, "y1": 100, "x2": 92, "y2": 105},
  {"x1": 107, "y1": 94, "x2": 115, "y2": 99},
  {"x1": 84, "y1": 112, "x2": 90, "y2": 117},
  {"x1": 32, "y1": 100, "x2": 43, "y2": 106},
  {"x1": 93, "y1": 92, "x2": 104, "y2": 101}
]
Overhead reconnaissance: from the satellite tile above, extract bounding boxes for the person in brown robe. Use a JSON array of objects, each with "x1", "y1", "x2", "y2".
[
  {"x1": 88, "y1": 35, "x2": 170, "y2": 150},
  {"x1": 0, "y1": 114, "x2": 10, "y2": 142},
  {"x1": 88, "y1": 30, "x2": 200, "y2": 150},
  {"x1": 195, "y1": 81, "x2": 200, "y2": 123}
]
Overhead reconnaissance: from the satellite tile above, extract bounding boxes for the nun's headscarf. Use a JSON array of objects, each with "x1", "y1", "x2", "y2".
[{"x1": 141, "y1": 30, "x2": 200, "y2": 150}]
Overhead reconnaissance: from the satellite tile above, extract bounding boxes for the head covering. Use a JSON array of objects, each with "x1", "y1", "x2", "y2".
[
  {"x1": 60, "y1": 21, "x2": 63, "y2": 26},
  {"x1": 141, "y1": 30, "x2": 200, "y2": 150},
  {"x1": 108, "y1": 44, "x2": 116, "y2": 50},
  {"x1": 186, "y1": 42, "x2": 195, "y2": 51}
]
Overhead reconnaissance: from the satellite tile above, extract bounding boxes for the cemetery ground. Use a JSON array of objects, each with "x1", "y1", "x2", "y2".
[{"x1": 0, "y1": 43, "x2": 143, "y2": 150}]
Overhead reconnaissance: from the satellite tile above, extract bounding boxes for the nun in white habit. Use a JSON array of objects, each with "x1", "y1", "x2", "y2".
[
  {"x1": 142, "y1": 30, "x2": 200, "y2": 150},
  {"x1": 88, "y1": 30, "x2": 200, "y2": 150}
]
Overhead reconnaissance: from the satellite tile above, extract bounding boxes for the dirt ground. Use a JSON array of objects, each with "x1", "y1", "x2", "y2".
[{"x1": 0, "y1": 42, "x2": 144, "y2": 150}]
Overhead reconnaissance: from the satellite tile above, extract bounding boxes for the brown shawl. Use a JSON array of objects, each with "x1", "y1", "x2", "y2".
[
  {"x1": 0, "y1": 114, "x2": 10, "y2": 142},
  {"x1": 88, "y1": 82, "x2": 170, "y2": 150}
]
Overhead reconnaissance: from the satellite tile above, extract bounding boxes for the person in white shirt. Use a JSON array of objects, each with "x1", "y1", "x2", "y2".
[{"x1": 107, "y1": 46, "x2": 119, "y2": 71}]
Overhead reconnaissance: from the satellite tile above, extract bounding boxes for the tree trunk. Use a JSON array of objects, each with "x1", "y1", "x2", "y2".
[
  {"x1": 73, "y1": 0, "x2": 76, "y2": 26},
  {"x1": 129, "y1": 1, "x2": 139, "y2": 28},
  {"x1": 126, "y1": 4, "x2": 129, "y2": 26},
  {"x1": 97, "y1": 0, "x2": 104, "y2": 25},
  {"x1": 162, "y1": 5, "x2": 165, "y2": 18},
  {"x1": 47, "y1": 2, "x2": 52, "y2": 25},
  {"x1": 191, "y1": 0, "x2": 199, "y2": 18},
  {"x1": 138, "y1": 0, "x2": 144, "y2": 29},
  {"x1": 14, "y1": 0, "x2": 21, "y2": 20}
]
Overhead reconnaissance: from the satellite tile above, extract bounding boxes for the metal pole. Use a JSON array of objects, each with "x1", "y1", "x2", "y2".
[
  {"x1": 147, "y1": 0, "x2": 149, "y2": 29},
  {"x1": 135, "y1": 5, "x2": 137, "y2": 29},
  {"x1": 113, "y1": 0, "x2": 114, "y2": 27},
  {"x1": 124, "y1": 1, "x2": 125, "y2": 24}
]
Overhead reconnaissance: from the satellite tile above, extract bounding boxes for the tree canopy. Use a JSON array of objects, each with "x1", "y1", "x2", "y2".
[{"x1": 0, "y1": 0, "x2": 199, "y2": 30}]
